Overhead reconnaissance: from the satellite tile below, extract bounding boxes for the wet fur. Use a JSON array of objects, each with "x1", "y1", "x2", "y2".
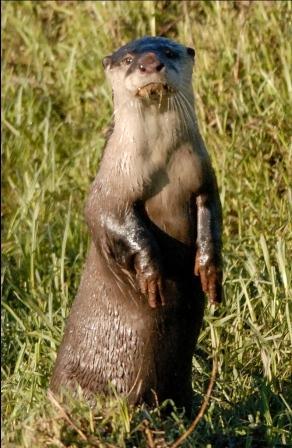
[{"x1": 50, "y1": 36, "x2": 222, "y2": 412}]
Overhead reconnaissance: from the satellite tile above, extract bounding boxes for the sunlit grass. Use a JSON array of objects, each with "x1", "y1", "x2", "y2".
[{"x1": 2, "y1": 1, "x2": 291, "y2": 446}]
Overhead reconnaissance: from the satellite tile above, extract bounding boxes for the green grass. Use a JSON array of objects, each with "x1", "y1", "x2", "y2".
[{"x1": 2, "y1": 1, "x2": 292, "y2": 447}]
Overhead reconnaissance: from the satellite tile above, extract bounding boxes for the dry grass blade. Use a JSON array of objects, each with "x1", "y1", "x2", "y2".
[
  {"x1": 143, "y1": 419, "x2": 156, "y2": 448},
  {"x1": 170, "y1": 356, "x2": 218, "y2": 448},
  {"x1": 47, "y1": 390, "x2": 88, "y2": 442}
]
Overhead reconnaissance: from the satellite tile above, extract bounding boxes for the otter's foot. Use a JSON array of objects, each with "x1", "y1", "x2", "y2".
[
  {"x1": 135, "y1": 261, "x2": 166, "y2": 308},
  {"x1": 195, "y1": 253, "x2": 223, "y2": 304}
]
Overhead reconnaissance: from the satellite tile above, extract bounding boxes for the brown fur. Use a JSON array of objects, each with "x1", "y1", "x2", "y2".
[{"x1": 50, "y1": 36, "x2": 222, "y2": 412}]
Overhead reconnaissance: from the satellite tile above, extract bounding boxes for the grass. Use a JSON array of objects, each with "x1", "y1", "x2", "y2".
[{"x1": 2, "y1": 1, "x2": 292, "y2": 446}]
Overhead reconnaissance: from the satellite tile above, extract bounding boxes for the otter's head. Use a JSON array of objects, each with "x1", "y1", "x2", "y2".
[{"x1": 102, "y1": 36, "x2": 195, "y2": 107}]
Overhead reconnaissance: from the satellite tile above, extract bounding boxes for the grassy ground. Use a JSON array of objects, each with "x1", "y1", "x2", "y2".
[{"x1": 2, "y1": 1, "x2": 292, "y2": 447}]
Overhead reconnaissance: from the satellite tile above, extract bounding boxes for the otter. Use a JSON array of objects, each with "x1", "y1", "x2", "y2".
[{"x1": 50, "y1": 36, "x2": 223, "y2": 412}]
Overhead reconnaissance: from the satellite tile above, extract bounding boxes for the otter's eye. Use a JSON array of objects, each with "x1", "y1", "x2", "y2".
[
  {"x1": 123, "y1": 57, "x2": 133, "y2": 65},
  {"x1": 165, "y1": 48, "x2": 176, "y2": 58}
]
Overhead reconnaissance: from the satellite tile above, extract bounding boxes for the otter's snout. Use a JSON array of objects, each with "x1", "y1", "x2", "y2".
[{"x1": 138, "y1": 52, "x2": 165, "y2": 74}]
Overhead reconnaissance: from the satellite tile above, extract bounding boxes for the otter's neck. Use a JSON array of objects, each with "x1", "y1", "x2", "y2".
[
  {"x1": 101, "y1": 99, "x2": 198, "y2": 188},
  {"x1": 112, "y1": 99, "x2": 196, "y2": 151}
]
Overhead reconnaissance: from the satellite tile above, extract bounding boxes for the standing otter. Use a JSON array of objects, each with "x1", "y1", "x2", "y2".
[{"x1": 50, "y1": 36, "x2": 223, "y2": 412}]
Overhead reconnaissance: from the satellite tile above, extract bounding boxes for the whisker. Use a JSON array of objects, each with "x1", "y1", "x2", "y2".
[
  {"x1": 173, "y1": 93, "x2": 189, "y2": 136},
  {"x1": 175, "y1": 91, "x2": 196, "y2": 137}
]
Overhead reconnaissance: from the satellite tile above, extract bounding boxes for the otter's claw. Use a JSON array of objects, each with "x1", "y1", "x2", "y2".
[
  {"x1": 195, "y1": 254, "x2": 223, "y2": 304},
  {"x1": 136, "y1": 270, "x2": 166, "y2": 309}
]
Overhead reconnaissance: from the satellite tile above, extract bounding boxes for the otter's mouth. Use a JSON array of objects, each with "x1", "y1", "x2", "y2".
[{"x1": 136, "y1": 82, "x2": 174, "y2": 100}]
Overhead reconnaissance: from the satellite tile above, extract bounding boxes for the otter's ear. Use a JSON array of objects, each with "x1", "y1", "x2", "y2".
[
  {"x1": 102, "y1": 55, "x2": 112, "y2": 69},
  {"x1": 187, "y1": 47, "x2": 195, "y2": 59}
]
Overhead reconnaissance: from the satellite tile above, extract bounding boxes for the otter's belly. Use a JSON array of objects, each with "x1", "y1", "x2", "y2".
[
  {"x1": 146, "y1": 191, "x2": 194, "y2": 242},
  {"x1": 144, "y1": 142, "x2": 201, "y2": 245}
]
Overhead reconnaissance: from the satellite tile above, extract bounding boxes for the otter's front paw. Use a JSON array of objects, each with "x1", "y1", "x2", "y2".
[
  {"x1": 195, "y1": 253, "x2": 223, "y2": 304},
  {"x1": 135, "y1": 262, "x2": 166, "y2": 309}
]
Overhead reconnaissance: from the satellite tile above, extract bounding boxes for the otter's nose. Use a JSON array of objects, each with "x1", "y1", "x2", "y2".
[{"x1": 138, "y1": 52, "x2": 165, "y2": 74}]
